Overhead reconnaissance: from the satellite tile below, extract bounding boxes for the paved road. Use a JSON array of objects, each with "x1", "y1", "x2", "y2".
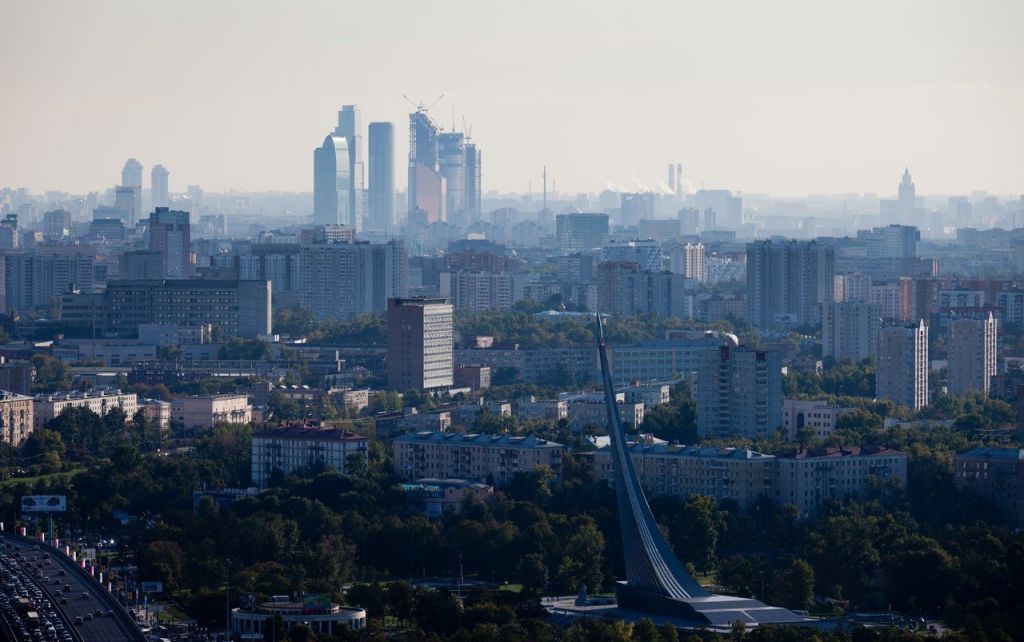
[{"x1": 1, "y1": 534, "x2": 145, "y2": 642}]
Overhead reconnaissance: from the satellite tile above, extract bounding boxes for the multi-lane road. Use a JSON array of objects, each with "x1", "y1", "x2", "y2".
[{"x1": 1, "y1": 533, "x2": 146, "y2": 642}]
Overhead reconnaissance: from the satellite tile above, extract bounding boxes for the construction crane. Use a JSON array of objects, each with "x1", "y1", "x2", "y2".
[
  {"x1": 402, "y1": 94, "x2": 445, "y2": 129},
  {"x1": 462, "y1": 116, "x2": 473, "y2": 142}
]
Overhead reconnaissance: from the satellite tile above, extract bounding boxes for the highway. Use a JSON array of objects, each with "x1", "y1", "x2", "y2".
[{"x1": 0, "y1": 533, "x2": 146, "y2": 642}]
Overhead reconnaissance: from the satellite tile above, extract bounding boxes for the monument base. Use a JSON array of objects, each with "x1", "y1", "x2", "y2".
[{"x1": 615, "y1": 581, "x2": 806, "y2": 627}]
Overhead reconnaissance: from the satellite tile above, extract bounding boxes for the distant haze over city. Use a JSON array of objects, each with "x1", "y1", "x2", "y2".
[{"x1": 2, "y1": 0, "x2": 1022, "y2": 196}]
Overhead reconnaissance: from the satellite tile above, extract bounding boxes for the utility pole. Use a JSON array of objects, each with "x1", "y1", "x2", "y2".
[{"x1": 225, "y1": 559, "x2": 231, "y2": 639}]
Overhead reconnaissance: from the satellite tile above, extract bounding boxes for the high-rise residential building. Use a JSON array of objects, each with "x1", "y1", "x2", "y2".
[
  {"x1": 464, "y1": 140, "x2": 481, "y2": 219},
  {"x1": 299, "y1": 241, "x2": 408, "y2": 321},
  {"x1": 595, "y1": 262, "x2": 689, "y2": 319},
  {"x1": 693, "y1": 189, "x2": 742, "y2": 229},
  {"x1": 439, "y1": 132, "x2": 466, "y2": 225},
  {"x1": 0, "y1": 214, "x2": 18, "y2": 249},
  {"x1": 151, "y1": 164, "x2": 170, "y2": 209},
  {"x1": 856, "y1": 224, "x2": 920, "y2": 258},
  {"x1": 746, "y1": 240, "x2": 835, "y2": 331},
  {"x1": 3, "y1": 246, "x2": 97, "y2": 312},
  {"x1": 119, "y1": 250, "x2": 165, "y2": 280},
  {"x1": 147, "y1": 207, "x2": 191, "y2": 278},
  {"x1": 333, "y1": 105, "x2": 365, "y2": 230},
  {"x1": 442, "y1": 270, "x2": 513, "y2": 312},
  {"x1": 948, "y1": 313, "x2": 998, "y2": 396},
  {"x1": 42, "y1": 209, "x2": 72, "y2": 239},
  {"x1": 876, "y1": 321, "x2": 929, "y2": 409},
  {"x1": 408, "y1": 111, "x2": 445, "y2": 223},
  {"x1": 696, "y1": 345, "x2": 782, "y2": 439},
  {"x1": 679, "y1": 208, "x2": 701, "y2": 235},
  {"x1": 638, "y1": 219, "x2": 682, "y2": 244},
  {"x1": 387, "y1": 297, "x2": 453, "y2": 392},
  {"x1": 620, "y1": 193, "x2": 656, "y2": 228},
  {"x1": 555, "y1": 213, "x2": 609, "y2": 253},
  {"x1": 61, "y1": 279, "x2": 272, "y2": 339},
  {"x1": 313, "y1": 135, "x2": 351, "y2": 227},
  {"x1": 114, "y1": 185, "x2": 140, "y2": 227},
  {"x1": 120, "y1": 158, "x2": 143, "y2": 226},
  {"x1": 601, "y1": 239, "x2": 662, "y2": 272},
  {"x1": 822, "y1": 301, "x2": 880, "y2": 362},
  {"x1": 669, "y1": 242, "x2": 705, "y2": 283},
  {"x1": 954, "y1": 447, "x2": 1024, "y2": 528},
  {"x1": 367, "y1": 121, "x2": 395, "y2": 231}
]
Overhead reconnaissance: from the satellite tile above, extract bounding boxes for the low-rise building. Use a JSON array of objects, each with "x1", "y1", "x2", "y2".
[
  {"x1": 513, "y1": 397, "x2": 568, "y2": 422},
  {"x1": 143, "y1": 398, "x2": 171, "y2": 432},
  {"x1": 251, "y1": 423, "x2": 369, "y2": 488},
  {"x1": 230, "y1": 597, "x2": 365, "y2": 640},
  {"x1": 776, "y1": 446, "x2": 907, "y2": 515},
  {"x1": 172, "y1": 394, "x2": 252, "y2": 431},
  {"x1": 391, "y1": 431, "x2": 565, "y2": 486},
  {"x1": 568, "y1": 399, "x2": 645, "y2": 430},
  {"x1": 400, "y1": 478, "x2": 494, "y2": 517},
  {"x1": 453, "y1": 365, "x2": 491, "y2": 390},
  {"x1": 954, "y1": 447, "x2": 1024, "y2": 528},
  {"x1": 781, "y1": 399, "x2": 854, "y2": 439},
  {"x1": 0, "y1": 391, "x2": 33, "y2": 446},
  {"x1": 619, "y1": 382, "x2": 671, "y2": 408},
  {"x1": 32, "y1": 388, "x2": 138, "y2": 429},
  {"x1": 591, "y1": 443, "x2": 775, "y2": 509}
]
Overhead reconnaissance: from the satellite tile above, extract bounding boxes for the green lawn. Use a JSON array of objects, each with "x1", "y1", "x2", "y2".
[{"x1": 0, "y1": 467, "x2": 88, "y2": 488}]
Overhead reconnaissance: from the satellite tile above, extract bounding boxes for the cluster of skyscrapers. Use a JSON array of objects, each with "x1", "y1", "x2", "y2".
[{"x1": 313, "y1": 103, "x2": 481, "y2": 233}]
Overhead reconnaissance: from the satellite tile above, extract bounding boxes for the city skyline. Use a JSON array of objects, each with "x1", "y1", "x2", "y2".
[{"x1": 2, "y1": 1, "x2": 1022, "y2": 196}]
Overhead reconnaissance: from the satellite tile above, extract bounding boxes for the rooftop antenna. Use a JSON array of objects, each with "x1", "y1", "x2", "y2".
[{"x1": 462, "y1": 116, "x2": 473, "y2": 142}]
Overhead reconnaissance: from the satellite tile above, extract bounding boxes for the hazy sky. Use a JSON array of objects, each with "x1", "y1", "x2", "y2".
[{"x1": 2, "y1": 0, "x2": 1022, "y2": 197}]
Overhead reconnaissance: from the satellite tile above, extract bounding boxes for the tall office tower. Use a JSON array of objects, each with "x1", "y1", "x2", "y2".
[
  {"x1": 151, "y1": 165, "x2": 170, "y2": 209},
  {"x1": 464, "y1": 141, "x2": 481, "y2": 219},
  {"x1": 822, "y1": 301, "x2": 880, "y2": 362},
  {"x1": 119, "y1": 158, "x2": 143, "y2": 226},
  {"x1": 876, "y1": 321, "x2": 929, "y2": 410},
  {"x1": 679, "y1": 208, "x2": 701, "y2": 235},
  {"x1": 313, "y1": 135, "x2": 351, "y2": 226},
  {"x1": 299, "y1": 240, "x2": 408, "y2": 321},
  {"x1": 367, "y1": 122, "x2": 395, "y2": 231},
  {"x1": 439, "y1": 132, "x2": 466, "y2": 225},
  {"x1": 948, "y1": 313, "x2": 997, "y2": 396},
  {"x1": 669, "y1": 242, "x2": 705, "y2": 283},
  {"x1": 408, "y1": 111, "x2": 446, "y2": 223},
  {"x1": 696, "y1": 344, "x2": 782, "y2": 439},
  {"x1": 898, "y1": 168, "x2": 916, "y2": 214},
  {"x1": 601, "y1": 240, "x2": 662, "y2": 272},
  {"x1": 694, "y1": 189, "x2": 742, "y2": 229},
  {"x1": 620, "y1": 193, "x2": 655, "y2": 228},
  {"x1": 114, "y1": 186, "x2": 140, "y2": 227},
  {"x1": 333, "y1": 105, "x2": 365, "y2": 230},
  {"x1": 746, "y1": 240, "x2": 835, "y2": 331},
  {"x1": 387, "y1": 297, "x2": 453, "y2": 392},
  {"x1": 556, "y1": 213, "x2": 609, "y2": 253},
  {"x1": 147, "y1": 208, "x2": 191, "y2": 278}
]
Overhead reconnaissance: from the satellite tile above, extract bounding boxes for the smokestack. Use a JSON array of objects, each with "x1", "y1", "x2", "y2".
[
  {"x1": 676, "y1": 164, "x2": 683, "y2": 196},
  {"x1": 668, "y1": 164, "x2": 676, "y2": 194}
]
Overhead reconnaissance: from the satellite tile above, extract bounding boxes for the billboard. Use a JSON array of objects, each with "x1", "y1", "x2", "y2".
[
  {"x1": 20, "y1": 495, "x2": 66, "y2": 513},
  {"x1": 141, "y1": 581, "x2": 163, "y2": 593},
  {"x1": 302, "y1": 593, "x2": 331, "y2": 611}
]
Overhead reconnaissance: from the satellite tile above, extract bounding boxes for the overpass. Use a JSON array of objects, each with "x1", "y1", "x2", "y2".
[{"x1": 0, "y1": 532, "x2": 146, "y2": 642}]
